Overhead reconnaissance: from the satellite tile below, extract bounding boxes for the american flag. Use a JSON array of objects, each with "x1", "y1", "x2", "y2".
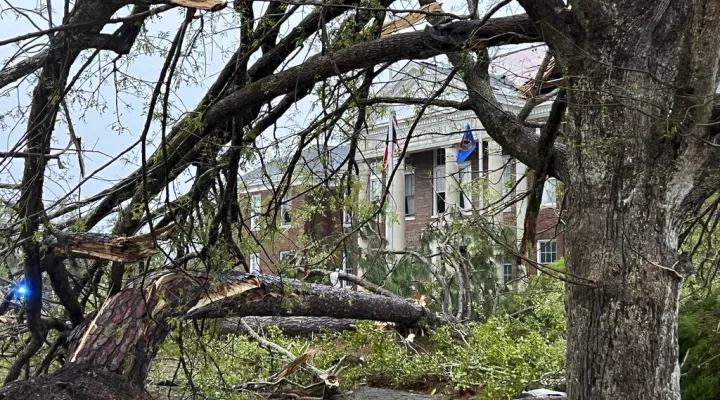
[{"x1": 383, "y1": 114, "x2": 399, "y2": 169}]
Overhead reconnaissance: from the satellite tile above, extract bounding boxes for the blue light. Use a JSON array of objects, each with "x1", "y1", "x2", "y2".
[{"x1": 15, "y1": 284, "x2": 28, "y2": 298}]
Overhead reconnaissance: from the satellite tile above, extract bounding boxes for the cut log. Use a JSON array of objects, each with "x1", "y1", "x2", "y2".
[{"x1": 219, "y1": 316, "x2": 358, "y2": 336}]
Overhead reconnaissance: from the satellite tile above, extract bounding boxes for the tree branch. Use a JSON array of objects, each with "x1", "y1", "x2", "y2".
[
  {"x1": 297, "y1": 267, "x2": 399, "y2": 298},
  {"x1": 218, "y1": 316, "x2": 357, "y2": 337},
  {"x1": 449, "y1": 48, "x2": 569, "y2": 181}
]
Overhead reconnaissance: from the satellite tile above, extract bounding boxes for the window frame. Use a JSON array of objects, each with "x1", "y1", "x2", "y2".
[
  {"x1": 279, "y1": 251, "x2": 296, "y2": 266},
  {"x1": 501, "y1": 157, "x2": 513, "y2": 196},
  {"x1": 250, "y1": 194, "x2": 262, "y2": 231},
  {"x1": 249, "y1": 253, "x2": 261, "y2": 273},
  {"x1": 536, "y1": 239, "x2": 558, "y2": 266},
  {"x1": 280, "y1": 192, "x2": 292, "y2": 227},
  {"x1": 405, "y1": 171, "x2": 415, "y2": 217},
  {"x1": 369, "y1": 175, "x2": 382, "y2": 201},
  {"x1": 433, "y1": 149, "x2": 446, "y2": 216},
  {"x1": 503, "y1": 263, "x2": 513, "y2": 285},
  {"x1": 340, "y1": 253, "x2": 354, "y2": 288},
  {"x1": 541, "y1": 177, "x2": 557, "y2": 208},
  {"x1": 342, "y1": 208, "x2": 352, "y2": 227}
]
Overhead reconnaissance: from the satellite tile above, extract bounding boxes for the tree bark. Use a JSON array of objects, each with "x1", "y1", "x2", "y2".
[
  {"x1": 218, "y1": 316, "x2": 358, "y2": 336},
  {"x1": 546, "y1": 2, "x2": 720, "y2": 399},
  {"x1": 0, "y1": 364, "x2": 153, "y2": 400}
]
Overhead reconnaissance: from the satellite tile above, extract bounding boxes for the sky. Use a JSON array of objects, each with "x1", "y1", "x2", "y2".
[{"x1": 0, "y1": 0, "x2": 531, "y2": 231}]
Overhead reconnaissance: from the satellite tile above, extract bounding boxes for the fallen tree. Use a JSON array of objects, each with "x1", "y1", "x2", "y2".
[
  {"x1": 0, "y1": 271, "x2": 439, "y2": 398},
  {"x1": 218, "y1": 316, "x2": 358, "y2": 337}
]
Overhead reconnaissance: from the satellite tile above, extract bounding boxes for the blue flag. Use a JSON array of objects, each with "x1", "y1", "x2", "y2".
[{"x1": 456, "y1": 124, "x2": 477, "y2": 162}]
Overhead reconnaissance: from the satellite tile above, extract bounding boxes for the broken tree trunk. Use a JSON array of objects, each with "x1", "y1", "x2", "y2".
[
  {"x1": 0, "y1": 271, "x2": 439, "y2": 398},
  {"x1": 48, "y1": 226, "x2": 173, "y2": 263}
]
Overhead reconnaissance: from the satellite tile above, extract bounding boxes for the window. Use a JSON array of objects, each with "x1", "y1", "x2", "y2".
[
  {"x1": 501, "y1": 159, "x2": 513, "y2": 195},
  {"x1": 343, "y1": 208, "x2": 352, "y2": 227},
  {"x1": 279, "y1": 251, "x2": 296, "y2": 266},
  {"x1": 280, "y1": 192, "x2": 292, "y2": 226},
  {"x1": 405, "y1": 172, "x2": 415, "y2": 216},
  {"x1": 542, "y1": 177, "x2": 557, "y2": 207},
  {"x1": 503, "y1": 263, "x2": 513, "y2": 285},
  {"x1": 250, "y1": 194, "x2": 261, "y2": 231},
  {"x1": 436, "y1": 148, "x2": 446, "y2": 166},
  {"x1": 249, "y1": 253, "x2": 261, "y2": 273},
  {"x1": 369, "y1": 176, "x2": 382, "y2": 201},
  {"x1": 537, "y1": 240, "x2": 558, "y2": 266},
  {"x1": 434, "y1": 149, "x2": 446, "y2": 215},
  {"x1": 459, "y1": 162, "x2": 472, "y2": 210},
  {"x1": 340, "y1": 253, "x2": 354, "y2": 288}
]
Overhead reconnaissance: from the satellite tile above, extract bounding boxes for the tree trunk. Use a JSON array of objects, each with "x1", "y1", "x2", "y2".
[
  {"x1": 558, "y1": 2, "x2": 720, "y2": 398},
  {"x1": 219, "y1": 316, "x2": 358, "y2": 336},
  {"x1": 0, "y1": 364, "x2": 153, "y2": 400},
  {"x1": 564, "y1": 59, "x2": 684, "y2": 399}
]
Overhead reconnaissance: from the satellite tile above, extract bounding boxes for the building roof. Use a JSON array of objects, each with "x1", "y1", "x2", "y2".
[{"x1": 242, "y1": 145, "x2": 350, "y2": 186}]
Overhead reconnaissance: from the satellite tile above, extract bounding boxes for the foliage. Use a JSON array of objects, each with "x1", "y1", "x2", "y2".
[
  {"x1": 360, "y1": 212, "x2": 513, "y2": 320},
  {"x1": 151, "y1": 313, "x2": 566, "y2": 399},
  {"x1": 500, "y1": 259, "x2": 567, "y2": 341},
  {"x1": 678, "y1": 284, "x2": 720, "y2": 400}
]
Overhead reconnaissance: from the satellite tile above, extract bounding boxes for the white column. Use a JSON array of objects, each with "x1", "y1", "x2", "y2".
[
  {"x1": 515, "y1": 162, "x2": 528, "y2": 245},
  {"x1": 487, "y1": 141, "x2": 504, "y2": 202},
  {"x1": 487, "y1": 141, "x2": 506, "y2": 284},
  {"x1": 357, "y1": 163, "x2": 370, "y2": 253},
  {"x1": 444, "y1": 146, "x2": 459, "y2": 217},
  {"x1": 390, "y1": 156, "x2": 406, "y2": 252},
  {"x1": 515, "y1": 161, "x2": 529, "y2": 286}
]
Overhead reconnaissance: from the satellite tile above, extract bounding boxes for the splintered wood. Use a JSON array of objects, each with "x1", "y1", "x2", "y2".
[
  {"x1": 186, "y1": 278, "x2": 262, "y2": 316},
  {"x1": 380, "y1": 3, "x2": 444, "y2": 37},
  {"x1": 51, "y1": 226, "x2": 174, "y2": 263},
  {"x1": 167, "y1": 0, "x2": 227, "y2": 11},
  {"x1": 53, "y1": 232, "x2": 155, "y2": 263}
]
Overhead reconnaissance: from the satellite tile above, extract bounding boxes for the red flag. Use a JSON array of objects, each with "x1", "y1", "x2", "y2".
[{"x1": 383, "y1": 114, "x2": 399, "y2": 166}]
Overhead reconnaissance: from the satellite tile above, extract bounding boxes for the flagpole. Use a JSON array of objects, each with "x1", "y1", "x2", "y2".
[{"x1": 385, "y1": 114, "x2": 394, "y2": 251}]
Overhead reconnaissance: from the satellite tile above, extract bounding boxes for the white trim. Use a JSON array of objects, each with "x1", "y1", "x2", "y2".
[
  {"x1": 242, "y1": 174, "x2": 342, "y2": 194},
  {"x1": 279, "y1": 251, "x2": 296, "y2": 264},
  {"x1": 249, "y1": 253, "x2": 261, "y2": 273},
  {"x1": 361, "y1": 105, "x2": 552, "y2": 159},
  {"x1": 458, "y1": 161, "x2": 472, "y2": 211},
  {"x1": 342, "y1": 208, "x2": 352, "y2": 227},
  {"x1": 432, "y1": 149, "x2": 446, "y2": 217},
  {"x1": 404, "y1": 171, "x2": 415, "y2": 217},
  {"x1": 541, "y1": 177, "x2": 557, "y2": 208},
  {"x1": 536, "y1": 239, "x2": 558, "y2": 266},
  {"x1": 502, "y1": 263, "x2": 512, "y2": 285},
  {"x1": 280, "y1": 192, "x2": 292, "y2": 228},
  {"x1": 250, "y1": 194, "x2": 261, "y2": 231}
]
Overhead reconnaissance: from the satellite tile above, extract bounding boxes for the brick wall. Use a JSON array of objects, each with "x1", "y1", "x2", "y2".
[
  {"x1": 241, "y1": 186, "x2": 351, "y2": 274},
  {"x1": 240, "y1": 144, "x2": 564, "y2": 280}
]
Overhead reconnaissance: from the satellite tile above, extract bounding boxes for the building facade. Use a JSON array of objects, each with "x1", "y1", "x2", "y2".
[{"x1": 240, "y1": 48, "x2": 564, "y2": 285}]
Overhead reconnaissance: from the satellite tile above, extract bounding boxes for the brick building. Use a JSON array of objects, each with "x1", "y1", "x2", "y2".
[{"x1": 240, "y1": 47, "x2": 563, "y2": 285}]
